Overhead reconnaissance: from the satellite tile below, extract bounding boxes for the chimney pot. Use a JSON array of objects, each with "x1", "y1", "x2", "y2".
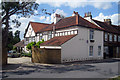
[
  {"x1": 84, "y1": 12, "x2": 92, "y2": 19},
  {"x1": 72, "y1": 11, "x2": 79, "y2": 16},
  {"x1": 104, "y1": 19, "x2": 111, "y2": 25}
]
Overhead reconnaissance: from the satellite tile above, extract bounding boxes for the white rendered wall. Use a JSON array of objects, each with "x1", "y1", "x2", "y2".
[
  {"x1": 61, "y1": 26, "x2": 104, "y2": 63},
  {"x1": 25, "y1": 24, "x2": 35, "y2": 37}
]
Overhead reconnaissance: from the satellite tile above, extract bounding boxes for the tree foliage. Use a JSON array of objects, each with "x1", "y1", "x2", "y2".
[
  {"x1": 1, "y1": 2, "x2": 39, "y2": 49},
  {"x1": 7, "y1": 30, "x2": 21, "y2": 51},
  {"x1": 13, "y1": 30, "x2": 20, "y2": 45},
  {"x1": 7, "y1": 31, "x2": 14, "y2": 51},
  {"x1": 2, "y1": 2, "x2": 39, "y2": 27}
]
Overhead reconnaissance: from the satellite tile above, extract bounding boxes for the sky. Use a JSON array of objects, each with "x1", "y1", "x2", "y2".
[{"x1": 10, "y1": 0, "x2": 120, "y2": 40}]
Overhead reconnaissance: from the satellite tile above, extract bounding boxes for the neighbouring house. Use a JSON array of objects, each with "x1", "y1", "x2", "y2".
[
  {"x1": 14, "y1": 40, "x2": 24, "y2": 53},
  {"x1": 24, "y1": 11, "x2": 120, "y2": 63},
  {"x1": 84, "y1": 12, "x2": 120, "y2": 58}
]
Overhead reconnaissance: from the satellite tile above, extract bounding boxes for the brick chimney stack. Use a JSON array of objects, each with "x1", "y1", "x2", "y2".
[
  {"x1": 104, "y1": 19, "x2": 111, "y2": 25},
  {"x1": 54, "y1": 14, "x2": 62, "y2": 24},
  {"x1": 76, "y1": 14, "x2": 79, "y2": 25}
]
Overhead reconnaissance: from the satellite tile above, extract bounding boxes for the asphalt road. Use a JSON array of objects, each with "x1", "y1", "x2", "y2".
[{"x1": 1, "y1": 57, "x2": 120, "y2": 79}]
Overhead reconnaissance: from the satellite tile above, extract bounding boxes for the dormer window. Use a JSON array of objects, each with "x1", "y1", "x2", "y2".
[{"x1": 89, "y1": 29, "x2": 94, "y2": 40}]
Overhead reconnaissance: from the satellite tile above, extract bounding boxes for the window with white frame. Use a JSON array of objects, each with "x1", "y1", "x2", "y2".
[
  {"x1": 65, "y1": 32, "x2": 67, "y2": 35},
  {"x1": 89, "y1": 29, "x2": 94, "y2": 40},
  {"x1": 55, "y1": 33, "x2": 57, "y2": 36},
  {"x1": 74, "y1": 30, "x2": 78, "y2": 34},
  {"x1": 117, "y1": 47, "x2": 119, "y2": 54},
  {"x1": 33, "y1": 37, "x2": 35, "y2": 42},
  {"x1": 114, "y1": 35, "x2": 117, "y2": 42},
  {"x1": 118, "y1": 36, "x2": 120, "y2": 42},
  {"x1": 26, "y1": 37, "x2": 29, "y2": 41},
  {"x1": 89, "y1": 46, "x2": 93, "y2": 56},
  {"x1": 71, "y1": 31, "x2": 74, "y2": 34},
  {"x1": 105, "y1": 33, "x2": 108, "y2": 41},
  {"x1": 40, "y1": 35, "x2": 42, "y2": 41},
  {"x1": 60, "y1": 32, "x2": 62, "y2": 36},
  {"x1": 68, "y1": 31, "x2": 70, "y2": 35},
  {"x1": 98, "y1": 46, "x2": 101, "y2": 56},
  {"x1": 63, "y1": 32, "x2": 64, "y2": 36},
  {"x1": 109, "y1": 34, "x2": 112, "y2": 41},
  {"x1": 29, "y1": 38, "x2": 31, "y2": 42},
  {"x1": 48, "y1": 31, "x2": 52, "y2": 39}
]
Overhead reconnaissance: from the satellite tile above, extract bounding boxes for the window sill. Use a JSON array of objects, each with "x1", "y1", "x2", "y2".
[{"x1": 90, "y1": 40, "x2": 95, "y2": 42}]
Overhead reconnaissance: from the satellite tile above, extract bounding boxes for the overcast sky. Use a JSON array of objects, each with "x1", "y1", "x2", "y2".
[{"x1": 10, "y1": 0, "x2": 120, "y2": 40}]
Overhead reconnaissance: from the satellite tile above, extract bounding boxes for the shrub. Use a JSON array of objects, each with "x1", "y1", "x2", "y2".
[
  {"x1": 13, "y1": 46, "x2": 17, "y2": 50},
  {"x1": 35, "y1": 39, "x2": 44, "y2": 48},
  {"x1": 26, "y1": 42, "x2": 36, "y2": 50}
]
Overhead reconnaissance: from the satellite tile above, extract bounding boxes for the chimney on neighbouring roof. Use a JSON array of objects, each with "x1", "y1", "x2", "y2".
[
  {"x1": 54, "y1": 14, "x2": 62, "y2": 24},
  {"x1": 84, "y1": 12, "x2": 92, "y2": 19},
  {"x1": 104, "y1": 19, "x2": 111, "y2": 25},
  {"x1": 76, "y1": 14, "x2": 79, "y2": 25},
  {"x1": 72, "y1": 11, "x2": 79, "y2": 16}
]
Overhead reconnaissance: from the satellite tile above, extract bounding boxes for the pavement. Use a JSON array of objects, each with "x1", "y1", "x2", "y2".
[{"x1": 1, "y1": 57, "x2": 120, "y2": 79}]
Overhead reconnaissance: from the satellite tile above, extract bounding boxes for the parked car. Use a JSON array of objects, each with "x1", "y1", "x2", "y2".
[
  {"x1": 8, "y1": 50, "x2": 16, "y2": 57},
  {"x1": 8, "y1": 50, "x2": 21, "y2": 58}
]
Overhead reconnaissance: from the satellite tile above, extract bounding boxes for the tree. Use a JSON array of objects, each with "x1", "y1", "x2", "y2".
[
  {"x1": 13, "y1": 30, "x2": 20, "y2": 45},
  {"x1": 2, "y1": 2, "x2": 39, "y2": 46},
  {"x1": 1, "y1": 2, "x2": 39, "y2": 65},
  {"x1": 7, "y1": 31, "x2": 14, "y2": 51}
]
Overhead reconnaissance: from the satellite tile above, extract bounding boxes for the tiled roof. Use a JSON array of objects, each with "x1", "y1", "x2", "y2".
[
  {"x1": 93, "y1": 19, "x2": 120, "y2": 34},
  {"x1": 30, "y1": 22, "x2": 50, "y2": 33},
  {"x1": 112, "y1": 25, "x2": 120, "y2": 32},
  {"x1": 24, "y1": 22, "x2": 50, "y2": 37},
  {"x1": 14, "y1": 40, "x2": 24, "y2": 47},
  {"x1": 37, "y1": 16, "x2": 76, "y2": 33},
  {"x1": 40, "y1": 35, "x2": 77, "y2": 46},
  {"x1": 37, "y1": 15, "x2": 104, "y2": 33}
]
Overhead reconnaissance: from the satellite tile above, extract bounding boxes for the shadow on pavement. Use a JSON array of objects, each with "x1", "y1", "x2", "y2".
[{"x1": 2, "y1": 58, "x2": 120, "y2": 79}]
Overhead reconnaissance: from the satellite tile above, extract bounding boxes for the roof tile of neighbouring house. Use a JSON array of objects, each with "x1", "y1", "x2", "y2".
[
  {"x1": 92, "y1": 19, "x2": 120, "y2": 34},
  {"x1": 112, "y1": 25, "x2": 120, "y2": 32},
  {"x1": 37, "y1": 15, "x2": 104, "y2": 33},
  {"x1": 14, "y1": 40, "x2": 24, "y2": 47},
  {"x1": 40, "y1": 34, "x2": 77, "y2": 46}
]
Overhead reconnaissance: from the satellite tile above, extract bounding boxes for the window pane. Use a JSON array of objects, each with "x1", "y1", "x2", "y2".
[
  {"x1": 71, "y1": 31, "x2": 74, "y2": 34},
  {"x1": 90, "y1": 30, "x2": 94, "y2": 40},
  {"x1": 114, "y1": 35, "x2": 117, "y2": 42},
  {"x1": 74, "y1": 30, "x2": 77, "y2": 34},
  {"x1": 118, "y1": 36, "x2": 120, "y2": 42},
  {"x1": 98, "y1": 46, "x2": 101, "y2": 56},
  {"x1": 109, "y1": 34, "x2": 112, "y2": 41},
  {"x1": 105, "y1": 33, "x2": 108, "y2": 41},
  {"x1": 89, "y1": 46, "x2": 93, "y2": 56}
]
